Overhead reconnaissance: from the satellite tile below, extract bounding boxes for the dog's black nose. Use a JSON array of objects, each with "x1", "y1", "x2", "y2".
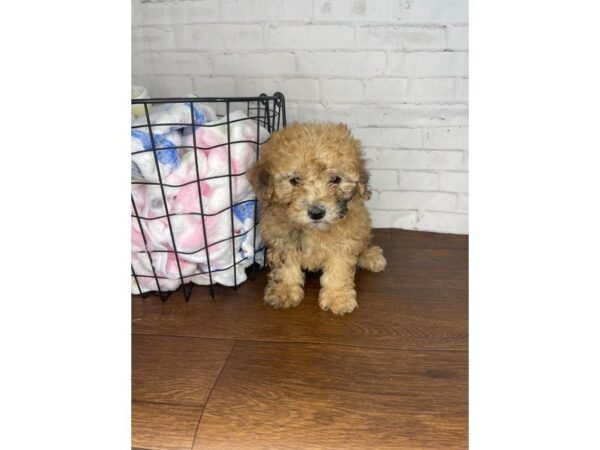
[{"x1": 308, "y1": 206, "x2": 326, "y2": 220}]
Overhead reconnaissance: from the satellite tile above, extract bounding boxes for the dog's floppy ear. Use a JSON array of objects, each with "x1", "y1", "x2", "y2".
[
  {"x1": 356, "y1": 157, "x2": 372, "y2": 200},
  {"x1": 247, "y1": 160, "x2": 274, "y2": 204},
  {"x1": 345, "y1": 126, "x2": 371, "y2": 201}
]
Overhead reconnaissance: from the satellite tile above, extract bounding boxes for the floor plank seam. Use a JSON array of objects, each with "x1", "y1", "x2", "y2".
[
  {"x1": 132, "y1": 230, "x2": 468, "y2": 449},
  {"x1": 132, "y1": 399, "x2": 203, "y2": 409},
  {"x1": 132, "y1": 332, "x2": 467, "y2": 353},
  {"x1": 190, "y1": 340, "x2": 238, "y2": 450}
]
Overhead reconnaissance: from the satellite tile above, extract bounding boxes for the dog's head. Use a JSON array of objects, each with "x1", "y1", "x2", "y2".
[{"x1": 248, "y1": 122, "x2": 371, "y2": 230}]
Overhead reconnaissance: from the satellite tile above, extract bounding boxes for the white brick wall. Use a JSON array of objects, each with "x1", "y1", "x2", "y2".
[{"x1": 132, "y1": 0, "x2": 468, "y2": 234}]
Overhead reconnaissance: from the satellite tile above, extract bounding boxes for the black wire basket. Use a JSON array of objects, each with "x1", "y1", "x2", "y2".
[{"x1": 131, "y1": 92, "x2": 286, "y2": 301}]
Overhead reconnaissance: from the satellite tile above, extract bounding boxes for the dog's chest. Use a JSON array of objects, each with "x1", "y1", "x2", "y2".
[{"x1": 291, "y1": 230, "x2": 328, "y2": 271}]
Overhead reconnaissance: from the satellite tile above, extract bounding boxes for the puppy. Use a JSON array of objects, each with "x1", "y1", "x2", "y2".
[{"x1": 248, "y1": 122, "x2": 386, "y2": 315}]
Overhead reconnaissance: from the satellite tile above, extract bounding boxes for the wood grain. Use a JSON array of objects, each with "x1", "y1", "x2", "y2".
[
  {"x1": 132, "y1": 401, "x2": 202, "y2": 450},
  {"x1": 192, "y1": 341, "x2": 467, "y2": 449},
  {"x1": 131, "y1": 229, "x2": 469, "y2": 450},
  {"x1": 132, "y1": 247, "x2": 467, "y2": 350},
  {"x1": 132, "y1": 285, "x2": 467, "y2": 351},
  {"x1": 390, "y1": 229, "x2": 468, "y2": 250},
  {"x1": 371, "y1": 227, "x2": 393, "y2": 247},
  {"x1": 132, "y1": 335, "x2": 234, "y2": 405}
]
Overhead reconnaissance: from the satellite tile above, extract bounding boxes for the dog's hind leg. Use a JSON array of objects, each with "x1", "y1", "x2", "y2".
[{"x1": 357, "y1": 245, "x2": 387, "y2": 272}]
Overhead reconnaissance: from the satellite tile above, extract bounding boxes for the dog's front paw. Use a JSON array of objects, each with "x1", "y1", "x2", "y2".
[
  {"x1": 358, "y1": 245, "x2": 387, "y2": 273},
  {"x1": 319, "y1": 288, "x2": 358, "y2": 315},
  {"x1": 264, "y1": 283, "x2": 304, "y2": 309}
]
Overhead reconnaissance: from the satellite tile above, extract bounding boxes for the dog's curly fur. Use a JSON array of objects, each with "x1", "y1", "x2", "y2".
[{"x1": 248, "y1": 122, "x2": 386, "y2": 315}]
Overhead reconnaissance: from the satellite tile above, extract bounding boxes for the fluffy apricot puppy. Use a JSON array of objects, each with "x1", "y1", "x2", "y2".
[{"x1": 247, "y1": 122, "x2": 386, "y2": 315}]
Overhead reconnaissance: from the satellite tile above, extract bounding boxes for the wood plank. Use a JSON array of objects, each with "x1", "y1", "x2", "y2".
[
  {"x1": 132, "y1": 335, "x2": 234, "y2": 405},
  {"x1": 371, "y1": 227, "x2": 393, "y2": 247},
  {"x1": 355, "y1": 247, "x2": 468, "y2": 290},
  {"x1": 132, "y1": 401, "x2": 202, "y2": 450},
  {"x1": 193, "y1": 341, "x2": 467, "y2": 449},
  {"x1": 391, "y1": 229, "x2": 468, "y2": 250},
  {"x1": 132, "y1": 247, "x2": 468, "y2": 350}
]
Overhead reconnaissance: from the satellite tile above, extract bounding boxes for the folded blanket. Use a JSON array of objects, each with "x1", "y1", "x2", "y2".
[
  {"x1": 131, "y1": 100, "x2": 217, "y2": 182},
  {"x1": 182, "y1": 110, "x2": 269, "y2": 170},
  {"x1": 182, "y1": 110, "x2": 270, "y2": 206},
  {"x1": 191, "y1": 263, "x2": 248, "y2": 287},
  {"x1": 132, "y1": 101, "x2": 217, "y2": 135},
  {"x1": 131, "y1": 129, "x2": 182, "y2": 182},
  {"x1": 232, "y1": 199, "x2": 264, "y2": 266},
  {"x1": 131, "y1": 184, "x2": 147, "y2": 252},
  {"x1": 131, "y1": 107, "x2": 270, "y2": 293},
  {"x1": 131, "y1": 251, "x2": 185, "y2": 294}
]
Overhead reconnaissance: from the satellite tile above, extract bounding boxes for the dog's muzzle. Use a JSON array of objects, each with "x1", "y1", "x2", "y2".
[{"x1": 307, "y1": 206, "x2": 326, "y2": 220}]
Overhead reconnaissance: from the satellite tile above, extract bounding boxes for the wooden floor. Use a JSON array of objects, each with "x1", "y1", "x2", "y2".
[{"x1": 132, "y1": 229, "x2": 468, "y2": 450}]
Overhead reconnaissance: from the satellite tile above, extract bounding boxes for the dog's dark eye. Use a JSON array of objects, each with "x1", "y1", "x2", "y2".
[
  {"x1": 330, "y1": 175, "x2": 342, "y2": 185},
  {"x1": 289, "y1": 176, "x2": 301, "y2": 186}
]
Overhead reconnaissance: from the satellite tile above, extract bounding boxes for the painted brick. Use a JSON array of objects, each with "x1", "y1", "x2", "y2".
[
  {"x1": 281, "y1": 0, "x2": 313, "y2": 21},
  {"x1": 209, "y1": 53, "x2": 238, "y2": 75},
  {"x1": 294, "y1": 104, "x2": 468, "y2": 127},
  {"x1": 132, "y1": 0, "x2": 220, "y2": 26},
  {"x1": 423, "y1": 127, "x2": 468, "y2": 149},
  {"x1": 132, "y1": 73, "x2": 153, "y2": 93},
  {"x1": 439, "y1": 171, "x2": 468, "y2": 192},
  {"x1": 370, "y1": 210, "x2": 419, "y2": 229},
  {"x1": 132, "y1": 26, "x2": 176, "y2": 51},
  {"x1": 447, "y1": 25, "x2": 468, "y2": 50},
  {"x1": 357, "y1": 26, "x2": 446, "y2": 50},
  {"x1": 151, "y1": 75, "x2": 193, "y2": 97},
  {"x1": 281, "y1": 78, "x2": 320, "y2": 101},
  {"x1": 364, "y1": 149, "x2": 467, "y2": 171},
  {"x1": 455, "y1": 78, "x2": 468, "y2": 101},
  {"x1": 321, "y1": 79, "x2": 364, "y2": 103},
  {"x1": 132, "y1": 52, "x2": 212, "y2": 75},
  {"x1": 177, "y1": 24, "x2": 263, "y2": 50},
  {"x1": 407, "y1": 78, "x2": 456, "y2": 102},
  {"x1": 132, "y1": 0, "x2": 469, "y2": 235},
  {"x1": 239, "y1": 52, "x2": 296, "y2": 75},
  {"x1": 353, "y1": 127, "x2": 423, "y2": 148},
  {"x1": 365, "y1": 78, "x2": 409, "y2": 101},
  {"x1": 211, "y1": 52, "x2": 295, "y2": 75},
  {"x1": 397, "y1": 171, "x2": 440, "y2": 190},
  {"x1": 363, "y1": 147, "x2": 382, "y2": 167},
  {"x1": 387, "y1": 51, "x2": 468, "y2": 76},
  {"x1": 314, "y1": 0, "x2": 402, "y2": 22},
  {"x1": 456, "y1": 194, "x2": 468, "y2": 213},
  {"x1": 397, "y1": 0, "x2": 468, "y2": 24},
  {"x1": 369, "y1": 170, "x2": 398, "y2": 190},
  {"x1": 365, "y1": 190, "x2": 380, "y2": 209},
  {"x1": 236, "y1": 78, "x2": 281, "y2": 97},
  {"x1": 193, "y1": 76, "x2": 236, "y2": 97},
  {"x1": 416, "y1": 211, "x2": 468, "y2": 234},
  {"x1": 220, "y1": 0, "x2": 284, "y2": 22},
  {"x1": 295, "y1": 51, "x2": 386, "y2": 76},
  {"x1": 284, "y1": 102, "x2": 299, "y2": 121},
  {"x1": 379, "y1": 191, "x2": 458, "y2": 211},
  {"x1": 265, "y1": 25, "x2": 355, "y2": 49}
]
